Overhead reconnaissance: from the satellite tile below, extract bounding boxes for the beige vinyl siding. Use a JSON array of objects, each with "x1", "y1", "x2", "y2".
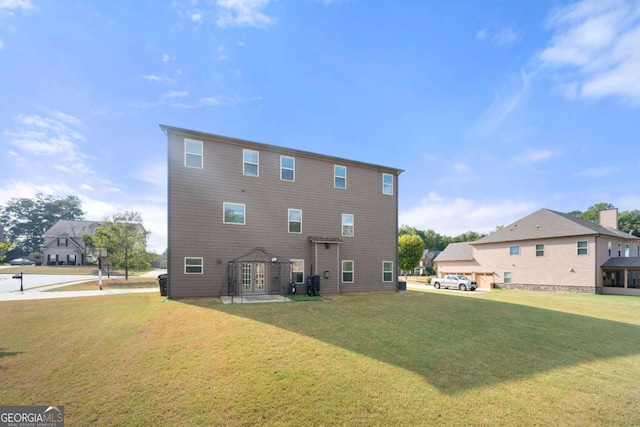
[
  {"x1": 167, "y1": 127, "x2": 400, "y2": 297},
  {"x1": 473, "y1": 237, "x2": 597, "y2": 289}
]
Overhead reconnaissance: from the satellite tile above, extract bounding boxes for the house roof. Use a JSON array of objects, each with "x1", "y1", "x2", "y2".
[
  {"x1": 44, "y1": 220, "x2": 101, "y2": 238},
  {"x1": 421, "y1": 249, "x2": 440, "y2": 260},
  {"x1": 601, "y1": 257, "x2": 640, "y2": 268},
  {"x1": 472, "y1": 209, "x2": 639, "y2": 245},
  {"x1": 433, "y1": 242, "x2": 474, "y2": 262}
]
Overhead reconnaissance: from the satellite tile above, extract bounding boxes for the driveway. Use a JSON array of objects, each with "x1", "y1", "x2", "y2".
[{"x1": 0, "y1": 274, "x2": 97, "y2": 294}]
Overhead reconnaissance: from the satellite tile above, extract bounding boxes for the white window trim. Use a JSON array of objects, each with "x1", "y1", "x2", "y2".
[
  {"x1": 184, "y1": 257, "x2": 203, "y2": 274},
  {"x1": 291, "y1": 259, "x2": 305, "y2": 284},
  {"x1": 334, "y1": 165, "x2": 347, "y2": 189},
  {"x1": 509, "y1": 245, "x2": 520, "y2": 256},
  {"x1": 281, "y1": 155, "x2": 295, "y2": 182},
  {"x1": 382, "y1": 173, "x2": 393, "y2": 195},
  {"x1": 288, "y1": 208, "x2": 302, "y2": 234},
  {"x1": 184, "y1": 138, "x2": 203, "y2": 169},
  {"x1": 342, "y1": 260, "x2": 354, "y2": 283},
  {"x1": 342, "y1": 213, "x2": 354, "y2": 237},
  {"x1": 243, "y1": 149, "x2": 259, "y2": 177},
  {"x1": 577, "y1": 240, "x2": 589, "y2": 255},
  {"x1": 223, "y1": 202, "x2": 246, "y2": 225},
  {"x1": 504, "y1": 272, "x2": 512, "y2": 284},
  {"x1": 382, "y1": 261, "x2": 393, "y2": 282},
  {"x1": 535, "y1": 243, "x2": 545, "y2": 257}
]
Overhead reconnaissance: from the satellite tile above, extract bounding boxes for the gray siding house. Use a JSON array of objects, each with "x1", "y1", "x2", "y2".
[
  {"x1": 42, "y1": 220, "x2": 101, "y2": 265},
  {"x1": 162, "y1": 125, "x2": 403, "y2": 298}
]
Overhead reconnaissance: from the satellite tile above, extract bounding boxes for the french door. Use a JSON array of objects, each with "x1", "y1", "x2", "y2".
[{"x1": 241, "y1": 262, "x2": 266, "y2": 294}]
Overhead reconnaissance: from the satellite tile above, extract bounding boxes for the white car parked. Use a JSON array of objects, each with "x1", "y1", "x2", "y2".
[{"x1": 432, "y1": 275, "x2": 477, "y2": 291}]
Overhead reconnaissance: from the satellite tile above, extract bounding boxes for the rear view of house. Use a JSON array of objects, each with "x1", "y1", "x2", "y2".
[{"x1": 162, "y1": 125, "x2": 403, "y2": 298}]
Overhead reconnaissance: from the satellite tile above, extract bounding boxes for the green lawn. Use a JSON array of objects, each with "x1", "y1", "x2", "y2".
[
  {"x1": 0, "y1": 265, "x2": 154, "y2": 276},
  {"x1": 1, "y1": 290, "x2": 639, "y2": 426}
]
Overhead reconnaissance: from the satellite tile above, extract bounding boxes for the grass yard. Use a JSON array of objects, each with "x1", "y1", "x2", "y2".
[
  {"x1": 1, "y1": 290, "x2": 639, "y2": 426},
  {"x1": 0, "y1": 265, "x2": 153, "y2": 276},
  {"x1": 45, "y1": 277, "x2": 159, "y2": 292}
]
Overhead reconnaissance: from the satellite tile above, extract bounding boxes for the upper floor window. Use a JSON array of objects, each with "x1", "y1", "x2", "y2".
[
  {"x1": 288, "y1": 209, "x2": 302, "y2": 233},
  {"x1": 334, "y1": 165, "x2": 346, "y2": 189},
  {"x1": 58, "y1": 238, "x2": 68, "y2": 247},
  {"x1": 281, "y1": 156, "x2": 295, "y2": 181},
  {"x1": 608, "y1": 241, "x2": 612, "y2": 256},
  {"x1": 224, "y1": 203, "x2": 246, "y2": 225},
  {"x1": 342, "y1": 260, "x2": 354, "y2": 283},
  {"x1": 382, "y1": 173, "x2": 393, "y2": 195},
  {"x1": 536, "y1": 243, "x2": 544, "y2": 257},
  {"x1": 184, "y1": 257, "x2": 203, "y2": 274},
  {"x1": 243, "y1": 149, "x2": 259, "y2": 176},
  {"x1": 185, "y1": 139, "x2": 203, "y2": 168},
  {"x1": 577, "y1": 240, "x2": 588, "y2": 255},
  {"x1": 382, "y1": 261, "x2": 393, "y2": 282},
  {"x1": 342, "y1": 214, "x2": 354, "y2": 237},
  {"x1": 509, "y1": 245, "x2": 520, "y2": 256},
  {"x1": 625, "y1": 244, "x2": 630, "y2": 257},
  {"x1": 291, "y1": 259, "x2": 304, "y2": 284}
]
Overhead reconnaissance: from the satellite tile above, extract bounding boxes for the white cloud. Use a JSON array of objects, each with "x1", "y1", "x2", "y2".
[
  {"x1": 140, "y1": 74, "x2": 175, "y2": 84},
  {"x1": 476, "y1": 29, "x2": 488, "y2": 40},
  {"x1": 539, "y1": 0, "x2": 640, "y2": 104},
  {"x1": 469, "y1": 68, "x2": 532, "y2": 137},
  {"x1": 190, "y1": 10, "x2": 203, "y2": 24},
  {"x1": 216, "y1": 0, "x2": 275, "y2": 28},
  {"x1": 495, "y1": 27, "x2": 517, "y2": 45},
  {"x1": 161, "y1": 53, "x2": 175, "y2": 62},
  {"x1": 0, "y1": 0, "x2": 38, "y2": 13},
  {"x1": 163, "y1": 90, "x2": 188, "y2": 98},
  {"x1": 400, "y1": 193, "x2": 537, "y2": 236},
  {"x1": 573, "y1": 166, "x2": 620, "y2": 177},
  {"x1": 513, "y1": 148, "x2": 561, "y2": 164}
]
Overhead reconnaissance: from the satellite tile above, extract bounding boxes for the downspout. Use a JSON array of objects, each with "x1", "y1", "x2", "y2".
[
  {"x1": 395, "y1": 170, "x2": 401, "y2": 290},
  {"x1": 337, "y1": 244, "x2": 340, "y2": 294},
  {"x1": 163, "y1": 126, "x2": 171, "y2": 299}
]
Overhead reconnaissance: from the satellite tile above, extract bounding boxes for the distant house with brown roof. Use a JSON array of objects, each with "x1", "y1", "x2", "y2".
[{"x1": 434, "y1": 208, "x2": 640, "y2": 295}]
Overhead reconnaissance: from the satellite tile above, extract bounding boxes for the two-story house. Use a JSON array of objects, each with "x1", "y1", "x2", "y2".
[
  {"x1": 434, "y1": 208, "x2": 640, "y2": 295},
  {"x1": 42, "y1": 220, "x2": 101, "y2": 265},
  {"x1": 161, "y1": 124, "x2": 403, "y2": 298}
]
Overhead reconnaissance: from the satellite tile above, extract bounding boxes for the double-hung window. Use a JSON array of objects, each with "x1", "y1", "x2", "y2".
[
  {"x1": 509, "y1": 245, "x2": 520, "y2": 256},
  {"x1": 243, "y1": 149, "x2": 259, "y2": 176},
  {"x1": 224, "y1": 203, "x2": 246, "y2": 225},
  {"x1": 184, "y1": 257, "x2": 203, "y2": 274},
  {"x1": 185, "y1": 139, "x2": 203, "y2": 168},
  {"x1": 334, "y1": 165, "x2": 346, "y2": 189},
  {"x1": 291, "y1": 259, "x2": 304, "y2": 284},
  {"x1": 504, "y1": 272, "x2": 512, "y2": 284},
  {"x1": 281, "y1": 156, "x2": 295, "y2": 181},
  {"x1": 288, "y1": 209, "x2": 302, "y2": 233},
  {"x1": 382, "y1": 261, "x2": 393, "y2": 282},
  {"x1": 58, "y1": 238, "x2": 68, "y2": 247},
  {"x1": 342, "y1": 260, "x2": 354, "y2": 283},
  {"x1": 382, "y1": 173, "x2": 393, "y2": 195},
  {"x1": 577, "y1": 240, "x2": 588, "y2": 255},
  {"x1": 342, "y1": 214, "x2": 354, "y2": 237},
  {"x1": 536, "y1": 243, "x2": 544, "y2": 257}
]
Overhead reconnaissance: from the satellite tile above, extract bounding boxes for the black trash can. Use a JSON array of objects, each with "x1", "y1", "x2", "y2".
[
  {"x1": 397, "y1": 280, "x2": 407, "y2": 292},
  {"x1": 158, "y1": 273, "x2": 168, "y2": 296}
]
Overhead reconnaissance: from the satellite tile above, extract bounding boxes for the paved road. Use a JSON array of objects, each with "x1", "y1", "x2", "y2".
[{"x1": 0, "y1": 274, "x2": 97, "y2": 293}]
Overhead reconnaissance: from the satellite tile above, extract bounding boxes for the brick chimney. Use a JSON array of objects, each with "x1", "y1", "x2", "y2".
[{"x1": 599, "y1": 209, "x2": 619, "y2": 230}]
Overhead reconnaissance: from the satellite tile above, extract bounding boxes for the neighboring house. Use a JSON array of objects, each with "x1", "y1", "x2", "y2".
[
  {"x1": 410, "y1": 249, "x2": 441, "y2": 275},
  {"x1": 434, "y1": 208, "x2": 640, "y2": 295},
  {"x1": 42, "y1": 220, "x2": 101, "y2": 265},
  {"x1": 162, "y1": 124, "x2": 403, "y2": 298}
]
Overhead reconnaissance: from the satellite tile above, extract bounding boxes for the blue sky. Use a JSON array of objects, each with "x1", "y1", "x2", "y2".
[{"x1": 1, "y1": 0, "x2": 639, "y2": 252}]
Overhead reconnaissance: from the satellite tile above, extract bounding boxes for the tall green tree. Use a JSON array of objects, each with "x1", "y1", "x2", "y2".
[
  {"x1": 0, "y1": 242, "x2": 14, "y2": 262},
  {"x1": 0, "y1": 194, "x2": 84, "y2": 255},
  {"x1": 570, "y1": 202, "x2": 616, "y2": 222},
  {"x1": 619, "y1": 210, "x2": 640, "y2": 237},
  {"x1": 398, "y1": 234, "x2": 425, "y2": 278},
  {"x1": 85, "y1": 211, "x2": 152, "y2": 279}
]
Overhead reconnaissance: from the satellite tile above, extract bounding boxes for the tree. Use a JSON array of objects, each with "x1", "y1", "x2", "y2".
[
  {"x1": 570, "y1": 203, "x2": 616, "y2": 222},
  {"x1": 398, "y1": 234, "x2": 425, "y2": 278},
  {"x1": 0, "y1": 242, "x2": 14, "y2": 262},
  {"x1": 0, "y1": 194, "x2": 84, "y2": 255},
  {"x1": 85, "y1": 211, "x2": 152, "y2": 279},
  {"x1": 619, "y1": 210, "x2": 640, "y2": 237}
]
